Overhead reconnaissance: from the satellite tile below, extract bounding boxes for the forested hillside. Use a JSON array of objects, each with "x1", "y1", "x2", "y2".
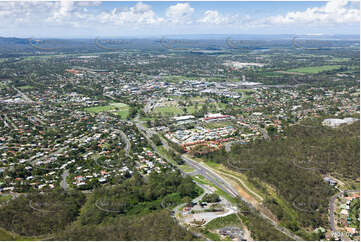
[
  {"x1": 0, "y1": 172, "x2": 200, "y2": 240},
  {"x1": 203, "y1": 121, "x2": 360, "y2": 233},
  {"x1": 0, "y1": 189, "x2": 86, "y2": 236}
]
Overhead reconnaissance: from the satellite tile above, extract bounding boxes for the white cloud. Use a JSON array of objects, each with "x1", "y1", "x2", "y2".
[
  {"x1": 75, "y1": 1, "x2": 102, "y2": 7},
  {"x1": 165, "y1": 3, "x2": 194, "y2": 24},
  {"x1": 266, "y1": 0, "x2": 360, "y2": 25},
  {"x1": 47, "y1": 0, "x2": 74, "y2": 23},
  {"x1": 0, "y1": 0, "x2": 358, "y2": 37},
  {"x1": 197, "y1": 10, "x2": 231, "y2": 25},
  {"x1": 97, "y1": 2, "x2": 163, "y2": 25}
]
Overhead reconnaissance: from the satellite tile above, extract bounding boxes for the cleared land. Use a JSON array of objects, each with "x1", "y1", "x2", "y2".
[
  {"x1": 85, "y1": 102, "x2": 129, "y2": 119},
  {"x1": 287, "y1": 65, "x2": 342, "y2": 74}
]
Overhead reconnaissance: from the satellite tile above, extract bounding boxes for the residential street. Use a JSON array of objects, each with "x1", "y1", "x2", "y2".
[{"x1": 329, "y1": 189, "x2": 360, "y2": 240}]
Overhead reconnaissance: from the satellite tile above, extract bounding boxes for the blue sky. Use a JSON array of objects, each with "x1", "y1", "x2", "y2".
[{"x1": 1, "y1": 1, "x2": 359, "y2": 38}]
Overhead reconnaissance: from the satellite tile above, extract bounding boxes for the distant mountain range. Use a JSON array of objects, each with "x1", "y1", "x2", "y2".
[{"x1": 0, "y1": 34, "x2": 359, "y2": 41}]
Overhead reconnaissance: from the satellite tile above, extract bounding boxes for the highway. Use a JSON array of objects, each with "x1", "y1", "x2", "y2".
[
  {"x1": 134, "y1": 116, "x2": 302, "y2": 240},
  {"x1": 181, "y1": 155, "x2": 239, "y2": 198},
  {"x1": 181, "y1": 154, "x2": 302, "y2": 241}
]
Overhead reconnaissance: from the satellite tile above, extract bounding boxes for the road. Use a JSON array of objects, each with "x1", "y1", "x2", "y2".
[
  {"x1": 181, "y1": 155, "x2": 239, "y2": 198},
  {"x1": 172, "y1": 181, "x2": 211, "y2": 240},
  {"x1": 260, "y1": 128, "x2": 269, "y2": 140},
  {"x1": 329, "y1": 190, "x2": 359, "y2": 240},
  {"x1": 134, "y1": 116, "x2": 302, "y2": 241},
  {"x1": 4, "y1": 114, "x2": 17, "y2": 130},
  {"x1": 119, "y1": 130, "x2": 131, "y2": 157},
  {"x1": 60, "y1": 169, "x2": 69, "y2": 191},
  {"x1": 13, "y1": 86, "x2": 34, "y2": 103},
  {"x1": 144, "y1": 99, "x2": 155, "y2": 113},
  {"x1": 182, "y1": 154, "x2": 302, "y2": 241}
]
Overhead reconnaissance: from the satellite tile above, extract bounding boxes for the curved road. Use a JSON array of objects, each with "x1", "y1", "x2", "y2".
[
  {"x1": 329, "y1": 190, "x2": 359, "y2": 240},
  {"x1": 119, "y1": 130, "x2": 131, "y2": 157},
  {"x1": 134, "y1": 117, "x2": 301, "y2": 240}
]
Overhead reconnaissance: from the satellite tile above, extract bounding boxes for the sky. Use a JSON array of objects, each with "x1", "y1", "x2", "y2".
[{"x1": 0, "y1": 0, "x2": 359, "y2": 38}]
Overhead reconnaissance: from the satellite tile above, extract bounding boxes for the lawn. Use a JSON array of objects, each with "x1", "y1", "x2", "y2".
[
  {"x1": 156, "y1": 146, "x2": 177, "y2": 166},
  {"x1": 204, "y1": 121, "x2": 234, "y2": 129},
  {"x1": 0, "y1": 194, "x2": 11, "y2": 203},
  {"x1": 85, "y1": 102, "x2": 129, "y2": 119},
  {"x1": 18, "y1": 85, "x2": 33, "y2": 90},
  {"x1": 161, "y1": 75, "x2": 191, "y2": 83},
  {"x1": 179, "y1": 164, "x2": 196, "y2": 173},
  {"x1": 287, "y1": 65, "x2": 342, "y2": 74},
  {"x1": 153, "y1": 106, "x2": 183, "y2": 115},
  {"x1": 153, "y1": 105, "x2": 202, "y2": 116},
  {"x1": 205, "y1": 214, "x2": 240, "y2": 230}
]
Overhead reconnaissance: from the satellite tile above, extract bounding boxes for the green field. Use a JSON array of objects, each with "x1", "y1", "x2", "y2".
[
  {"x1": 179, "y1": 164, "x2": 196, "y2": 173},
  {"x1": 287, "y1": 65, "x2": 342, "y2": 74},
  {"x1": 205, "y1": 214, "x2": 240, "y2": 230},
  {"x1": 204, "y1": 121, "x2": 234, "y2": 129},
  {"x1": 18, "y1": 85, "x2": 34, "y2": 90},
  {"x1": 0, "y1": 194, "x2": 11, "y2": 203},
  {"x1": 85, "y1": 102, "x2": 129, "y2": 119},
  {"x1": 154, "y1": 106, "x2": 184, "y2": 115}
]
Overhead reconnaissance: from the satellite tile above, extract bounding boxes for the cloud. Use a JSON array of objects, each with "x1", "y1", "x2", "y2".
[
  {"x1": 47, "y1": 0, "x2": 74, "y2": 23},
  {"x1": 97, "y1": 2, "x2": 163, "y2": 25},
  {"x1": 197, "y1": 10, "x2": 231, "y2": 25},
  {"x1": 165, "y1": 3, "x2": 194, "y2": 24},
  {"x1": 0, "y1": 0, "x2": 358, "y2": 37},
  {"x1": 266, "y1": 0, "x2": 360, "y2": 25},
  {"x1": 75, "y1": 1, "x2": 102, "y2": 7}
]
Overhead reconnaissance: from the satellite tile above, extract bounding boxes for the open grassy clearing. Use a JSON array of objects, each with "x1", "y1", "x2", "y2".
[
  {"x1": 326, "y1": 58, "x2": 350, "y2": 62},
  {"x1": 161, "y1": 75, "x2": 193, "y2": 83},
  {"x1": 179, "y1": 164, "x2": 196, "y2": 173},
  {"x1": 156, "y1": 146, "x2": 177, "y2": 166},
  {"x1": 18, "y1": 85, "x2": 34, "y2": 90},
  {"x1": 287, "y1": 65, "x2": 342, "y2": 74},
  {"x1": 204, "y1": 121, "x2": 234, "y2": 129},
  {"x1": 205, "y1": 214, "x2": 241, "y2": 230},
  {"x1": 153, "y1": 106, "x2": 183, "y2": 115},
  {"x1": 153, "y1": 105, "x2": 203, "y2": 116},
  {"x1": 0, "y1": 194, "x2": 12, "y2": 203},
  {"x1": 84, "y1": 102, "x2": 129, "y2": 119}
]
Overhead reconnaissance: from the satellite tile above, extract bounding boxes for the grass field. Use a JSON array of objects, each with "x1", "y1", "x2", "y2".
[
  {"x1": 0, "y1": 194, "x2": 11, "y2": 203},
  {"x1": 161, "y1": 75, "x2": 191, "y2": 83},
  {"x1": 18, "y1": 85, "x2": 34, "y2": 90},
  {"x1": 287, "y1": 65, "x2": 341, "y2": 74},
  {"x1": 85, "y1": 102, "x2": 129, "y2": 119},
  {"x1": 179, "y1": 164, "x2": 196, "y2": 173},
  {"x1": 153, "y1": 105, "x2": 202, "y2": 116},
  {"x1": 154, "y1": 106, "x2": 184, "y2": 115},
  {"x1": 204, "y1": 121, "x2": 234, "y2": 129},
  {"x1": 205, "y1": 214, "x2": 240, "y2": 230}
]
